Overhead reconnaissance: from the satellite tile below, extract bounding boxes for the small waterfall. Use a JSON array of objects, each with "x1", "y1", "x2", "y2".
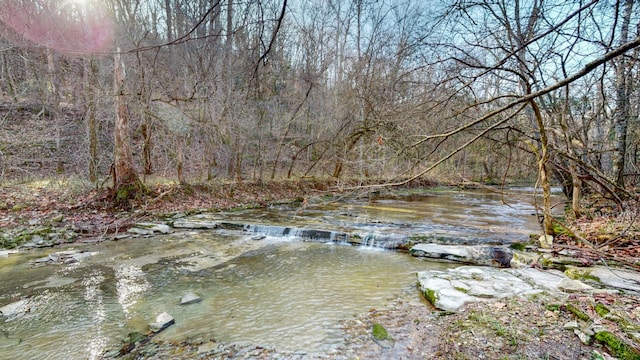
[
  {"x1": 360, "y1": 234, "x2": 379, "y2": 249},
  {"x1": 331, "y1": 231, "x2": 350, "y2": 245},
  {"x1": 243, "y1": 224, "x2": 350, "y2": 243},
  {"x1": 244, "y1": 224, "x2": 293, "y2": 237},
  {"x1": 359, "y1": 233, "x2": 408, "y2": 250}
]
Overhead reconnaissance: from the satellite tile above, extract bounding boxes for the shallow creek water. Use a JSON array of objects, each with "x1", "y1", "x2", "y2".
[{"x1": 0, "y1": 189, "x2": 546, "y2": 359}]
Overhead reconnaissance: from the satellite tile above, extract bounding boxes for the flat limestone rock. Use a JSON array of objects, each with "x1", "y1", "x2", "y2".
[
  {"x1": 417, "y1": 266, "x2": 539, "y2": 312},
  {"x1": 172, "y1": 218, "x2": 219, "y2": 229},
  {"x1": 149, "y1": 312, "x2": 175, "y2": 332},
  {"x1": 564, "y1": 266, "x2": 640, "y2": 293},
  {"x1": 507, "y1": 267, "x2": 567, "y2": 291},
  {"x1": 411, "y1": 243, "x2": 513, "y2": 268},
  {"x1": 128, "y1": 227, "x2": 155, "y2": 235},
  {"x1": 557, "y1": 278, "x2": 595, "y2": 293},
  {"x1": 134, "y1": 222, "x2": 172, "y2": 234}
]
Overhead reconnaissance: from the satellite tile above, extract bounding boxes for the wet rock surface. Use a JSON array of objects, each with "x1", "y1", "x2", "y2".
[
  {"x1": 149, "y1": 312, "x2": 175, "y2": 333},
  {"x1": 31, "y1": 249, "x2": 97, "y2": 265},
  {"x1": 410, "y1": 243, "x2": 513, "y2": 267},
  {"x1": 180, "y1": 291, "x2": 202, "y2": 305},
  {"x1": 0, "y1": 299, "x2": 30, "y2": 318}
]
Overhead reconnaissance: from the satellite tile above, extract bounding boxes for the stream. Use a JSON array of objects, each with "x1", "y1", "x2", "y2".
[{"x1": 0, "y1": 189, "x2": 545, "y2": 359}]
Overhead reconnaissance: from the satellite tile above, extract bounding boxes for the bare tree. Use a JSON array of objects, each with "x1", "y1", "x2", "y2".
[
  {"x1": 113, "y1": 48, "x2": 142, "y2": 198},
  {"x1": 612, "y1": 0, "x2": 636, "y2": 191}
]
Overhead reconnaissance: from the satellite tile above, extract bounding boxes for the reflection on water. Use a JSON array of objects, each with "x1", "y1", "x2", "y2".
[
  {"x1": 82, "y1": 270, "x2": 107, "y2": 359},
  {"x1": 0, "y1": 189, "x2": 544, "y2": 358},
  {"x1": 114, "y1": 265, "x2": 149, "y2": 316}
]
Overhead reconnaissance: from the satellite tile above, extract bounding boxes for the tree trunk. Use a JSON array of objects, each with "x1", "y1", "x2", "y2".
[
  {"x1": 84, "y1": 58, "x2": 99, "y2": 184},
  {"x1": 611, "y1": 0, "x2": 634, "y2": 191},
  {"x1": 141, "y1": 122, "x2": 153, "y2": 176},
  {"x1": 47, "y1": 50, "x2": 64, "y2": 174},
  {"x1": 2, "y1": 52, "x2": 18, "y2": 101},
  {"x1": 113, "y1": 48, "x2": 140, "y2": 196},
  {"x1": 530, "y1": 99, "x2": 554, "y2": 236}
]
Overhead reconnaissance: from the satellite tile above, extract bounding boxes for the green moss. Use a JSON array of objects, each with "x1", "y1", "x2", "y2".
[
  {"x1": 595, "y1": 303, "x2": 610, "y2": 317},
  {"x1": 539, "y1": 257, "x2": 566, "y2": 270},
  {"x1": 423, "y1": 288, "x2": 438, "y2": 306},
  {"x1": 0, "y1": 235, "x2": 17, "y2": 249},
  {"x1": 565, "y1": 303, "x2": 591, "y2": 322},
  {"x1": 11, "y1": 203, "x2": 27, "y2": 211},
  {"x1": 115, "y1": 181, "x2": 150, "y2": 204},
  {"x1": 545, "y1": 303, "x2": 561, "y2": 312},
  {"x1": 565, "y1": 267, "x2": 601, "y2": 283},
  {"x1": 408, "y1": 234, "x2": 430, "y2": 243},
  {"x1": 594, "y1": 331, "x2": 640, "y2": 360},
  {"x1": 551, "y1": 221, "x2": 574, "y2": 238},
  {"x1": 31, "y1": 226, "x2": 54, "y2": 235},
  {"x1": 116, "y1": 186, "x2": 131, "y2": 202},
  {"x1": 372, "y1": 323, "x2": 393, "y2": 341},
  {"x1": 509, "y1": 242, "x2": 527, "y2": 251}
]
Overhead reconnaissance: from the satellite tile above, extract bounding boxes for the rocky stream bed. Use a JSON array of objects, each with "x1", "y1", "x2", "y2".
[{"x1": 1, "y1": 187, "x2": 640, "y2": 359}]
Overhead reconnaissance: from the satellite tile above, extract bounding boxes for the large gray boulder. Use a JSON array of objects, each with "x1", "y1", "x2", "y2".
[{"x1": 411, "y1": 243, "x2": 513, "y2": 268}]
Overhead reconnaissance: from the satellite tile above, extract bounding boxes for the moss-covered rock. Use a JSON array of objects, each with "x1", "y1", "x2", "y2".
[
  {"x1": 423, "y1": 287, "x2": 438, "y2": 306},
  {"x1": 372, "y1": 323, "x2": 395, "y2": 349},
  {"x1": 595, "y1": 303, "x2": 610, "y2": 317},
  {"x1": 594, "y1": 331, "x2": 640, "y2": 360},
  {"x1": 564, "y1": 267, "x2": 601, "y2": 283},
  {"x1": 565, "y1": 303, "x2": 591, "y2": 322}
]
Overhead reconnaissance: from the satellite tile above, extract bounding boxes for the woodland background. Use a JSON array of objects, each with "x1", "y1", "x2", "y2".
[{"x1": 0, "y1": 0, "x2": 639, "y2": 216}]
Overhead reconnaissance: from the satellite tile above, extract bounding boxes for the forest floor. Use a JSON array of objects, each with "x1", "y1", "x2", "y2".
[{"x1": 1, "y1": 178, "x2": 639, "y2": 359}]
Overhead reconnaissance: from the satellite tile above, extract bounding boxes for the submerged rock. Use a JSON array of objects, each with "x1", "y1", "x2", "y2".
[
  {"x1": 180, "y1": 292, "x2": 202, "y2": 305},
  {"x1": 410, "y1": 243, "x2": 513, "y2": 268},
  {"x1": 371, "y1": 323, "x2": 395, "y2": 349},
  {"x1": 0, "y1": 299, "x2": 30, "y2": 318},
  {"x1": 30, "y1": 250, "x2": 97, "y2": 266},
  {"x1": 149, "y1": 312, "x2": 175, "y2": 332}
]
